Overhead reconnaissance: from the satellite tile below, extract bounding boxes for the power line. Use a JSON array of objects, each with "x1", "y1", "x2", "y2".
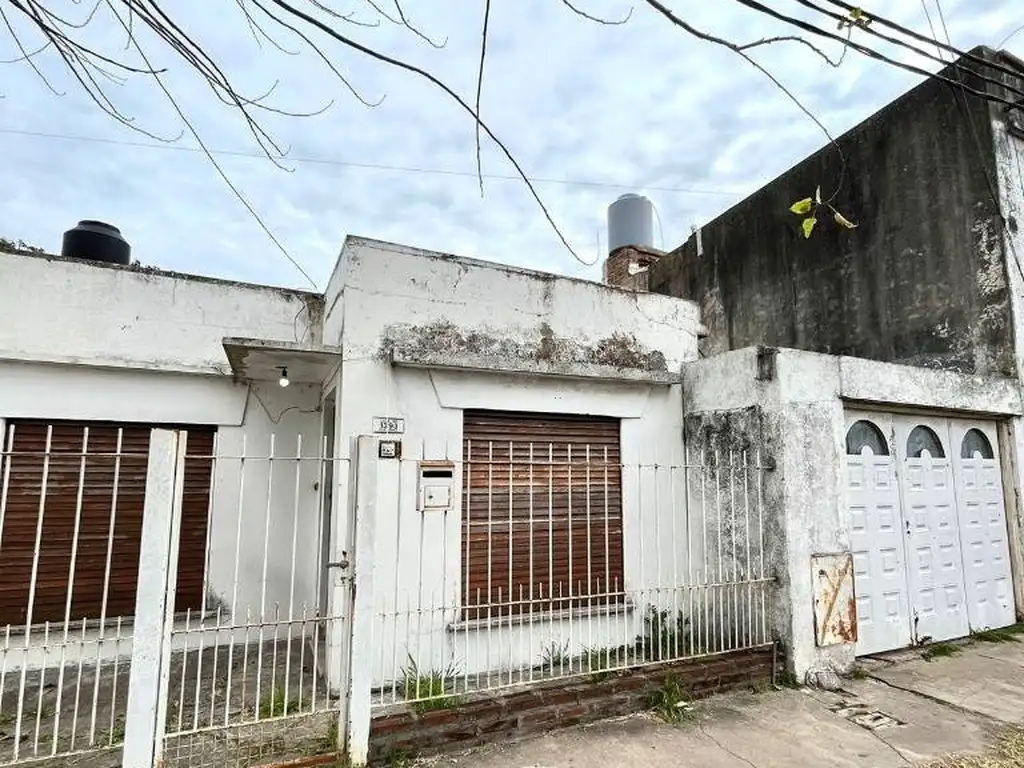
[
  {"x1": 822, "y1": 0, "x2": 1024, "y2": 84},
  {"x1": 731, "y1": 0, "x2": 1024, "y2": 109},
  {"x1": 0, "y1": 126, "x2": 744, "y2": 198}
]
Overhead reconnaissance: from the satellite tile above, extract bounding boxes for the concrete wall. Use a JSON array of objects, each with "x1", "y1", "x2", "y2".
[
  {"x1": 324, "y1": 238, "x2": 704, "y2": 684},
  {"x1": 992, "y1": 62, "x2": 1024, "y2": 618},
  {"x1": 0, "y1": 251, "x2": 322, "y2": 374},
  {"x1": 682, "y1": 346, "x2": 1024, "y2": 680},
  {"x1": 650, "y1": 48, "x2": 1018, "y2": 378},
  {"x1": 0, "y1": 360, "x2": 326, "y2": 625},
  {"x1": 0, "y1": 254, "x2": 328, "y2": 627}
]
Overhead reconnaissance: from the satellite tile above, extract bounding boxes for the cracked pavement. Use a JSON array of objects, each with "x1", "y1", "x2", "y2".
[{"x1": 416, "y1": 639, "x2": 1023, "y2": 767}]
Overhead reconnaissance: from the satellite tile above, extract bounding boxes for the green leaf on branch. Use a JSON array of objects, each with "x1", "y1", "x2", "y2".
[
  {"x1": 789, "y1": 198, "x2": 814, "y2": 215},
  {"x1": 802, "y1": 217, "x2": 818, "y2": 239}
]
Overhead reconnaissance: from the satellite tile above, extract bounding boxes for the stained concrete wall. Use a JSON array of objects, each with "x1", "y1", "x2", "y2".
[
  {"x1": 322, "y1": 237, "x2": 704, "y2": 684},
  {"x1": 0, "y1": 250, "x2": 322, "y2": 374},
  {"x1": 682, "y1": 346, "x2": 1024, "y2": 680},
  {"x1": 0, "y1": 253, "x2": 328, "y2": 628},
  {"x1": 651, "y1": 47, "x2": 1019, "y2": 378}
]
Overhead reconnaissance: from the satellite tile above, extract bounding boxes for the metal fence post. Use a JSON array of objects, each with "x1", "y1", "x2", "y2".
[
  {"x1": 123, "y1": 430, "x2": 186, "y2": 768},
  {"x1": 344, "y1": 435, "x2": 377, "y2": 766}
]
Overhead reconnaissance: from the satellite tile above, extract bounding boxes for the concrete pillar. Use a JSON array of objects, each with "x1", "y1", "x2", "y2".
[{"x1": 122, "y1": 430, "x2": 185, "y2": 768}]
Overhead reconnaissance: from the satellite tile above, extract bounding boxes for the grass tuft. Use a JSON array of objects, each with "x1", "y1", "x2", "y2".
[
  {"x1": 258, "y1": 687, "x2": 302, "y2": 719},
  {"x1": 971, "y1": 624, "x2": 1024, "y2": 644},
  {"x1": 647, "y1": 675, "x2": 695, "y2": 724},
  {"x1": 926, "y1": 728, "x2": 1024, "y2": 767},
  {"x1": 848, "y1": 665, "x2": 870, "y2": 680},
  {"x1": 922, "y1": 642, "x2": 961, "y2": 661},
  {"x1": 400, "y1": 655, "x2": 461, "y2": 713}
]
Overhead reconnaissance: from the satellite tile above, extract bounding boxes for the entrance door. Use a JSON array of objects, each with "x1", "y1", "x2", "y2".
[
  {"x1": 845, "y1": 412, "x2": 912, "y2": 655},
  {"x1": 950, "y1": 420, "x2": 1015, "y2": 630},
  {"x1": 894, "y1": 415, "x2": 970, "y2": 644}
]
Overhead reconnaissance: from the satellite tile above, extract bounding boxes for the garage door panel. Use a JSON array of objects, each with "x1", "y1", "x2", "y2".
[
  {"x1": 844, "y1": 412, "x2": 912, "y2": 655},
  {"x1": 950, "y1": 420, "x2": 1015, "y2": 631},
  {"x1": 896, "y1": 416, "x2": 970, "y2": 644}
]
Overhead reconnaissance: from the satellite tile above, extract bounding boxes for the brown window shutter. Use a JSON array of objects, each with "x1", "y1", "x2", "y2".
[
  {"x1": 0, "y1": 421, "x2": 215, "y2": 626},
  {"x1": 462, "y1": 410, "x2": 624, "y2": 620}
]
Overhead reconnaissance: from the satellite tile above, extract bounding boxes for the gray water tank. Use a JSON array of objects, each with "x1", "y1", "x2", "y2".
[{"x1": 607, "y1": 193, "x2": 654, "y2": 252}]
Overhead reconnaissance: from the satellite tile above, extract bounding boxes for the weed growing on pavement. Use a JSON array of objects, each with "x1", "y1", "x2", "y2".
[
  {"x1": 774, "y1": 669, "x2": 800, "y2": 689},
  {"x1": 971, "y1": 624, "x2": 1024, "y2": 644},
  {"x1": 259, "y1": 686, "x2": 303, "y2": 718},
  {"x1": 922, "y1": 642, "x2": 961, "y2": 661},
  {"x1": 848, "y1": 665, "x2": 869, "y2": 680},
  {"x1": 926, "y1": 727, "x2": 1024, "y2": 767},
  {"x1": 647, "y1": 675, "x2": 694, "y2": 723}
]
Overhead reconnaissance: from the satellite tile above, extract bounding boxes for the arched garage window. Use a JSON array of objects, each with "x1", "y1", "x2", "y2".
[
  {"x1": 960, "y1": 428, "x2": 994, "y2": 460},
  {"x1": 906, "y1": 426, "x2": 945, "y2": 459},
  {"x1": 846, "y1": 420, "x2": 888, "y2": 456}
]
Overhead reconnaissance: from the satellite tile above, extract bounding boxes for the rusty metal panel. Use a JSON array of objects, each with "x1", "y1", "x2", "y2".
[
  {"x1": 812, "y1": 552, "x2": 857, "y2": 646},
  {"x1": 461, "y1": 410, "x2": 624, "y2": 618},
  {"x1": 0, "y1": 420, "x2": 215, "y2": 624}
]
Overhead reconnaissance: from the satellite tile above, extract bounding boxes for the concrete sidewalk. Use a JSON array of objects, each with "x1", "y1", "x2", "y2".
[{"x1": 419, "y1": 638, "x2": 1023, "y2": 767}]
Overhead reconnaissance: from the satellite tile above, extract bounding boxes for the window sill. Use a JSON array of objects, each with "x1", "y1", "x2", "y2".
[{"x1": 447, "y1": 600, "x2": 633, "y2": 633}]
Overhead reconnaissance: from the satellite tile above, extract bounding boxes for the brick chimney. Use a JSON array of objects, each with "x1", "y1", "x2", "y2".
[{"x1": 603, "y1": 244, "x2": 664, "y2": 291}]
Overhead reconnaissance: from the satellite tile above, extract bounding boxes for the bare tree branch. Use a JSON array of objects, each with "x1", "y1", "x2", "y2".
[
  {"x1": 474, "y1": 0, "x2": 491, "y2": 197},
  {"x1": 264, "y1": 0, "x2": 590, "y2": 265},
  {"x1": 559, "y1": 0, "x2": 633, "y2": 25},
  {"x1": 0, "y1": 35, "x2": 48, "y2": 62},
  {"x1": 309, "y1": 0, "x2": 380, "y2": 28},
  {"x1": 638, "y1": 0, "x2": 847, "y2": 201},
  {"x1": 105, "y1": 0, "x2": 318, "y2": 288},
  {"x1": 387, "y1": 0, "x2": 446, "y2": 48},
  {"x1": 736, "y1": 32, "x2": 847, "y2": 67},
  {"x1": 249, "y1": 0, "x2": 385, "y2": 108},
  {"x1": 0, "y1": 2, "x2": 63, "y2": 94},
  {"x1": 235, "y1": 0, "x2": 301, "y2": 54}
]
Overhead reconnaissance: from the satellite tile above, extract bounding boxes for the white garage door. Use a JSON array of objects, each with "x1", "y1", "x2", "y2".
[{"x1": 845, "y1": 411, "x2": 1016, "y2": 656}]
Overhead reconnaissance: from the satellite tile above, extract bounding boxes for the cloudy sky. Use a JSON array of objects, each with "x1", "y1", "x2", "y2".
[{"x1": 1, "y1": 0, "x2": 1021, "y2": 290}]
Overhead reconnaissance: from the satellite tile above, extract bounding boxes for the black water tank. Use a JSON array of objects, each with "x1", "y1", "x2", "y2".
[{"x1": 61, "y1": 220, "x2": 131, "y2": 265}]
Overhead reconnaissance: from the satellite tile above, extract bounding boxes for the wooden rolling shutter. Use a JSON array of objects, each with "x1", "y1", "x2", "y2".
[
  {"x1": 462, "y1": 411, "x2": 623, "y2": 619},
  {"x1": 0, "y1": 421, "x2": 215, "y2": 626}
]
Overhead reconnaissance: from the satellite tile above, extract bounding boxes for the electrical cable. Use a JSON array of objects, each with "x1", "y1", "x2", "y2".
[
  {"x1": 730, "y1": 0, "x2": 1024, "y2": 110},
  {"x1": 0, "y1": 127, "x2": 744, "y2": 198}
]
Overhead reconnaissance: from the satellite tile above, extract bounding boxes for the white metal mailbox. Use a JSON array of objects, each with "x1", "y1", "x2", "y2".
[{"x1": 418, "y1": 461, "x2": 455, "y2": 511}]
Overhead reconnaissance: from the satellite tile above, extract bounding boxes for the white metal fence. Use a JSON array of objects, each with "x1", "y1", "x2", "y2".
[
  {"x1": 369, "y1": 442, "x2": 773, "y2": 711},
  {"x1": 0, "y1": 424, "x2": 144, "y2": 766},
  {"x1": 0, "y1": 426, "x2": 350, "y2": 768},
  {"x1": 1, "y1": 427, "x2": 774, "y2": 767}
]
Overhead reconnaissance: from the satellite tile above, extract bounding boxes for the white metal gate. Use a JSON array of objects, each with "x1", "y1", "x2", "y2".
[
  {"x1": 150, "y1": 431, "x2": 357, "y2": 768},
  {"x1": 845, "y1": 411, "x2": 1016, "y2": 656}
]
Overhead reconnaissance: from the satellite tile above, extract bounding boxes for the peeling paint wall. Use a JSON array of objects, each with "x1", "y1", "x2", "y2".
[
  {"x1": 0, "y1": 252, "x2": 328, "y2": 625},
  {"x1": 650, "y1": 48, "x2": 1016, "y2": 378},
  {"x1": 320, "y1": 237, "x2": 703, "y2": 684},
  {"x1": 683, "y1": 346, "x2": 1024, "y2": 680},
  {"x1": 325, "y1": 236, "x2": 701, "y2": 374},
  {"x1": 991, "y1": 66, "x2": 1024, "y2": 618},
  {"x1": 0, "y1": 250, "x2": 322, "y2": 375}
]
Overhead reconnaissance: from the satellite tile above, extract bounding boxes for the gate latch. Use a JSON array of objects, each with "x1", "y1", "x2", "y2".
[{"x1": 326, "y1": 551, "x2": 350, "y2": 570}]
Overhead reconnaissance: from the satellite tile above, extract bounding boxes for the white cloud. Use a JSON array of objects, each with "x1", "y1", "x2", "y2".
[{"x1": 1, "y1": 0, "x2": 1020, "y2": 289}]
